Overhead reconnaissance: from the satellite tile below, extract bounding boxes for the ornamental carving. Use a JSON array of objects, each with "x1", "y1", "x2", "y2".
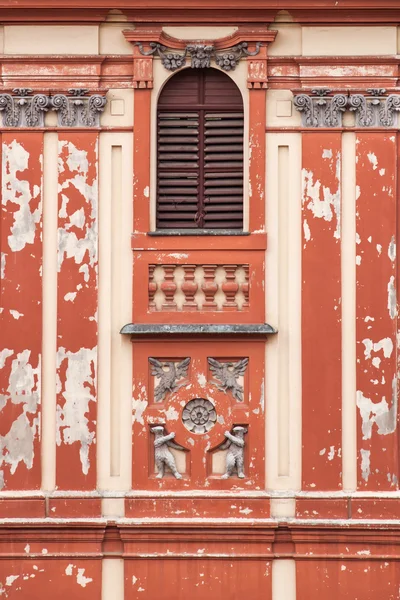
[
  {"x1": 136, "y1": 41, "x2": 261, "y2": 72},
  {"x1": 182, "y1": 398, "x2": 217, "y2": 434},
  {"x1": 0, "y1": 88, "x2": 49, "y2": 127},
  {"x1": 208, "y1": 357, "x2": 248, "y2": 402},
  {"x1": 294, "y1": 89, "x2": 400, "y2": 128},
  {"x1": 219, "y1": 426, "x2": 247, "y2": 479},
  {"x1": 152, "y1": 425, "x2": 184, "y2": 479},
  {"x1": 0, "y1": 88, "x2": 107, "y2": 128},
  {"x1": 149, "y1": 357, "x2": 190, "y2": 402}
]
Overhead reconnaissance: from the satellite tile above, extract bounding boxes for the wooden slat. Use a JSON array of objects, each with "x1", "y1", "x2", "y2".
[{"x1": 157, "y1": 70, "x2": 244, "y2": 229}]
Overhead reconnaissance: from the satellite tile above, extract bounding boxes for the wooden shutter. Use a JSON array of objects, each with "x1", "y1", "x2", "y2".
[{"x1": 157, "y1": 69, "x2": 244, "y2": 230}]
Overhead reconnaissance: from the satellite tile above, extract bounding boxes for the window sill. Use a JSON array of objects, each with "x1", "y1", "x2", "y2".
[
  {"x1": 120, "y1": 323, "x2": 277, "y2": 337},
  {"x1": 148, "y1": 230, "x2": 251, "y2": 237}
]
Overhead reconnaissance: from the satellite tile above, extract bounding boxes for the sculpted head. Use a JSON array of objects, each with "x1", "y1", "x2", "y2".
[
  {"x1": 151, "y1": 425, "x2": 165, "y2": 438},
  {"x1": 232, "y1": 426, "x2": 247, "y2": 438}
]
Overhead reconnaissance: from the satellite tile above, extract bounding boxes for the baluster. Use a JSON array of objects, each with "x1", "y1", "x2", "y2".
[
  {"x1": 161, "y1": 264, "x2": 177, "y2": 310},
  {"x1": 201, "y1": 264, "x2": 218, "y2": 310},
  {"x1": 148, "y1": 264, "x2": 157, "y2": 311},
  {"x1": 222, "y1": 264, "x2": 239, "y2": 310},
  {"x1": 241, "y1": 265, "x2": 249, "y2": 309},
  {"x1": 182, "y1": 264, "x2": 198, "y2": 311}
]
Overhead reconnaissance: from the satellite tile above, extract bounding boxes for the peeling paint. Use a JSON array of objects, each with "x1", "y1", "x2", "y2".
[
  {"x1": 303, "y1": 160, "x2": 340, "y2": 241},
  {"x1": 357, "y1": 378, "x2": 397, "y2": 440},
  {"x1": 56, "y1": 347, "x2": 96, "y2": 475},
  {"x1": 387, "y1": 276, "x2": 396, "y2": 319},
  {"x1": 0, "y1": 350, "x2": 40, "y2": 486},
  {"x1": 360, "y1": 448, "x2": 371, "y2": 481},
  {"x1": 3, "y1": 140, "x2": 42, "y2": 253}
]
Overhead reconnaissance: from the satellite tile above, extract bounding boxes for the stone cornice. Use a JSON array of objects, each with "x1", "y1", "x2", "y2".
[
  {"x1": 2, "y1": 1, "x2": 400, "y2": 25},
  {"x1": 0, "y1": 521, "x2": 399, "y2": 559}
]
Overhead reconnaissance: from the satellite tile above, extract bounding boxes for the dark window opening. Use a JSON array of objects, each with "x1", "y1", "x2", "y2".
[{"x1": 157, "y1": 68, "x2": 244, "y2": 230}]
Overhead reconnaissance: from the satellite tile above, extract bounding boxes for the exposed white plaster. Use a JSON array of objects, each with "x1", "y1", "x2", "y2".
[
  {"x1": 0, "y1": 350, "x2": 41, "y2": 486},
  {"x1": 56, "y1": 347, "x2": 97, "y2": 475},
  {"x1": 360, "y1": 448, "x2": 371, "y2": 481},
  {"x1": 77, "y1": 568, "x2": 93, "y2": 588},
  {"x1": 3, "y1": 141, "x2": 42, "y2": 253},
  {"x1": 367, "y1": 152, "x2": 378, "y2": 170},
  {"x1": 132, "y1": 398, "x2": 147, "y2": 425},
  {"x1": 357, "y1": 377, "x2": 397, "y2": 440},
  {"x1": 388, "y1": 236, "x2": 396, "y2": 262},
  {"x1": 0, "y1": 252, "x2": 5, "y2": 279},
  {"x1": 57, "y1": 141, "x2": 98, "y2": 273},
  {"x1": 362, "y1": 337, "x2": 393, "y2": 361},
  {"x1": 165, "y1": 406, "x2": 179, "y2": 421},
  {"x1": 302, "y1": 162, "x2": 340, "y2": 240},
  {"x1": 387, "y1": 276, "x2": 396, "y2": 319}
]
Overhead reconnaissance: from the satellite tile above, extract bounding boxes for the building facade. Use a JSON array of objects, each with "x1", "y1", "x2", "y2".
[{"x1": 0, "y1": 1, "x2": 400, "y2": 598}]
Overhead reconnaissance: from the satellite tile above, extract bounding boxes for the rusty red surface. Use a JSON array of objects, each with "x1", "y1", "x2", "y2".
[
  {"x1": 355, "y1": 133, "x2": 398, "y2": 490},
  {"x1": 301, "y1": 132, "x2": 342, "y2": 491},
  {"x1": 0, "y1": 133, "x2": 43, "y2": 491},
  {"x1": 56, "y1": 133, "x2": 98, "y2": 490},
  {"x1": 297, "y1": 560, "x2": 400, "y2": 600},
  {"x1": 0, "y1": 559, "x2": 101, "y2": 599}
]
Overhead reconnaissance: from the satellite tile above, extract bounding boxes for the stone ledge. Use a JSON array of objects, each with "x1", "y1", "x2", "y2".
[{"x1": 120, "y1": 323, "x2": 277, "y2": 336}]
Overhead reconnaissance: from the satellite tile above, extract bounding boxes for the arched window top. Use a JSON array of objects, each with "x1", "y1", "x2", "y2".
[
  {"x1": 157, "y1": 68, "x2": 244, "y2": 230},
  {"x1": 158, "y1": 67, "x2": 243, "y2": 109}
]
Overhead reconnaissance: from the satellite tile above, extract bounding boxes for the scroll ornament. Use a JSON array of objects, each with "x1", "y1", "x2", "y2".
[
  {"x1": 293, "y1": 88, "x2": 400, "y2": 128},
  {"x1": 136, "y1": 41, "x2": 261, "y2": 72},
  {"x1": 0, "y1": 88, "x2": 107, "y2": 128}
]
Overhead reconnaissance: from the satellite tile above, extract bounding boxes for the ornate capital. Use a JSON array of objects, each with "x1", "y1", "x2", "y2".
[
  {"x1": 51, "y1": 89, "x2": 107, "y2": 127},
  {"x1": 293, "y1": 89, "x2": 400, "y2": 128},
  {"x1": 0, "y1": 88, "x2": 107, "y2": 128}
]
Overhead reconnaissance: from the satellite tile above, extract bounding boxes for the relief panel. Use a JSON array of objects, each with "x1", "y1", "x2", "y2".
[{"x1": 131, "y1": 340, "x2": 265, "y2": 490}]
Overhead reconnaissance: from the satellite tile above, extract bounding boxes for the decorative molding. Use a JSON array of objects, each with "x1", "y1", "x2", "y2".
[
  {"x1": 51, "y1": 88, "x2": 107, "y2": 127},
  {"x1": 136, "y1": 41, "x2": 261, "y2": 72},
  {"x1": 0, "y1": 88, "x2": 49, "y2": 127},
  {"x1": 152, "y1": 425, "x2": 184, "y2": 479},
  {"x1": 149, "y1": 357, "x2": 190, "y2": 402},
  {"x1": 0, "y1": 88, "x2": 106, "y2": 127},
  {"x1": 219, "y1": 426, "x2": 247, "y2": 479},
  {"x1": 182, "y1": 398, "x2": 217, "y2": 434},
  {"x1": 293, "y1": 88, "x2": 400, "y2": 128},
  {"x1": 208, "y1": 357, "x2": 248, "y2": 402}
]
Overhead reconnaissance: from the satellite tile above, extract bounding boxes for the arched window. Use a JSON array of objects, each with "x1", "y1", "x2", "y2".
[{"x1": 157, "y1": 68, "x2": 244, "y2": 230}]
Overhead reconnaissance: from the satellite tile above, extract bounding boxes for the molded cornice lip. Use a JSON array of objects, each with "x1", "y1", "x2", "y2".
[{"x1": 120, "y1": 324, "x2": 277, "y2": 336}]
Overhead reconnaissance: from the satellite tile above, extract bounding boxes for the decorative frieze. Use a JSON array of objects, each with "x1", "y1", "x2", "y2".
[
  {"x1": 293, "y1": 89, "x2": 400, "y2": 128},
  {"x1": 136, "y1": 41, "x2": 261, "y2": 72},
  {"x1": 0, "y1": 88, "x2": 107, "y2": 127}
]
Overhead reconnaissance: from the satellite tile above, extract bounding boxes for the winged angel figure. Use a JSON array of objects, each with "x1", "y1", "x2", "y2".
[
  {"x1": 208, "y1": 357, "x2": 249, "y2": 402},
  {"x1": 149, "y1": 357, "x2": 191, "y2": 402}
]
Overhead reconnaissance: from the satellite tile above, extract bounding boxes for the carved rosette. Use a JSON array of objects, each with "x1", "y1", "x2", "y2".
[
  {"x1": 0, "y1": 88, "x2": 106, "y2": 128},
  {"x1": 182, "y1": 398, "x2": 217, "y2": 434},
  {"x1": 294, "y1": 89, "x2": 400, "y2": 128}
]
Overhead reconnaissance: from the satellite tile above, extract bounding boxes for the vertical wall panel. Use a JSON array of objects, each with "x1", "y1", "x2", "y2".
[
  {"x1": 0, "y1": 133, "x2": 43, "y2": 490},
  {"x1": 302, "y1": 133, "x2": 342, "y2": 490},
  {"x1": 356, "y1": 133, "x2": 398, "y2": 490},
  {"x1": 56, "y1": 133, "x2": 98, "y2": 490}
]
